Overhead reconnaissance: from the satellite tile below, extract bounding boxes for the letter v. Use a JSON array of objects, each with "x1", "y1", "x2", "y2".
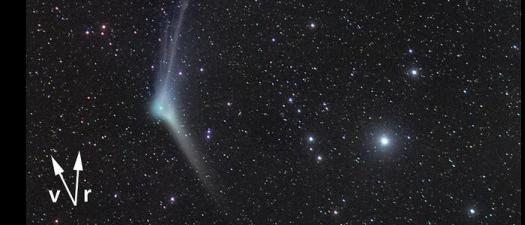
[{"x1": 49, "y1": 190, "x2": 61, "y2": 202}]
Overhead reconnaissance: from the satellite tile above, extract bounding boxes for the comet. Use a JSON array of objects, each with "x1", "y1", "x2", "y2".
[
  {"x1": 149, "y1": 2, "x2": 255, "y2": 223},
  {"x1": 150, "y1": 0, "x2": 216, "y2": 195}
]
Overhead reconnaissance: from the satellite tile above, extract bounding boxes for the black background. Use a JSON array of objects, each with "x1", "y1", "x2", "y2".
[{"x1": 26, "y1": 0, "x2": 520, "y2": 224}]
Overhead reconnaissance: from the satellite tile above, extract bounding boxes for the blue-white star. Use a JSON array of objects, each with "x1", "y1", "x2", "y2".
[
  {"x1": 379, "y1": 136, "x2": 390, "y2": 146},
  {"x1": 409, "y1": 68, "x2": 418, "y2": 76},
  {"x1": 467, "y1": 207, "x2": 477, "y2": 218}
]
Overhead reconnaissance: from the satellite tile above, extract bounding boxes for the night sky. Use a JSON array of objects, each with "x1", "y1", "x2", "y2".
[{"x1": 26, "y1": 0, "x2": 521, "y2": 224}]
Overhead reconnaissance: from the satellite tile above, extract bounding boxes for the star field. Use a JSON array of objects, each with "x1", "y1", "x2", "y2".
[{"x1": 27, "y1": 0, "x2": 521, "y2": 224}]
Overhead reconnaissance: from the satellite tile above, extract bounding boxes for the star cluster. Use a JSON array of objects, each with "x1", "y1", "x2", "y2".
[{"x1": 27, "y1": 0, "x2": 521, "y2": 224}]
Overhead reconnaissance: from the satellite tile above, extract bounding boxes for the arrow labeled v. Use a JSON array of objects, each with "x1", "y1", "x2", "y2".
[{"x1": 50, "y1": 152, "x2": 83, "y2": 206}]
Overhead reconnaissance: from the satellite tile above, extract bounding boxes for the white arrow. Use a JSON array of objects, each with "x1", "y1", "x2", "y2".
[
  {"x1": 73, "y1": 152, "x2": 83, "y2": 204},
  {"x1": 51, "y1": 156, "x2": 76, "y2": 205}
]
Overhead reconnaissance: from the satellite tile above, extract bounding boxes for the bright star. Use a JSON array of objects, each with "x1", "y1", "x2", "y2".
[
  {"x1": 467, "y1": 207, "x2": 478, "y2": 218},
  {"x1": 469, "y1": 208, "x2": 477, "y2": 215},
  {"x1": 308, "y1": 136, "x2": 314, "y2": 142},
  {"x1": 410, "y1": 69, "x2": 418, "y2": 76},
  {"x1": 379, "y1": 136, "x2": 390, "y2": 146},
  {"x1": 206, "y1": 128, "x2": 211, "y2": 139}
]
